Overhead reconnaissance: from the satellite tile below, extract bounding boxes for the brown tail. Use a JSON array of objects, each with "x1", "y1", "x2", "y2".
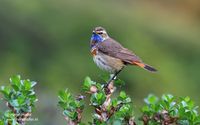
[{"x1": 133, "y1": 62, "x2": 157, "y2": 72}]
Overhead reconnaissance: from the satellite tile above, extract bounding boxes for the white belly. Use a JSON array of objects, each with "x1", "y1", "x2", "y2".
[{"x1": 93, "y1": 53, "x2": 124, "y2": 73}]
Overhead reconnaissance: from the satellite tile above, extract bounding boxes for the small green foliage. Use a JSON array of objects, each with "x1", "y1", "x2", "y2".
[
  {"x1": 58, "y1": 76, "x2": 200, "y2": 125},
  {"x1": 0, "y1": 86, "x2": 11, "y2": 100},
  {"x1": 0, "y1": 119, "x2": 3, "y2": 125},
  {"x1": 116, "y1": 91, "x2": 131, "y2": 106},
  {"x1": 85, "y1": 77, "x2": 134, "y2": 124},
  {"x1": 114, "y1": 78, "x2": 125, "y2": 87},
  {"x1": 1, "y1": 110, "x2": 19, "y2": 125},
  {"x1": 60, "y1": 76, "x2": 135, "y2": 125},
  {"x1": 0, "y1": 75, "x2": 37, "y2": 113},
  {"x1": 82, "y1": 77, "x2": 96, "y2": 92},
  {"x1": 141, "y1": 94, "x2": 200, "y2": 125},
  {"x1": 115, "y1": 104, "x2": 132, "y2": 119},
  {"x1": 142, "y1": 94, "x2": 159, "y2": 116},
  {"x1": 0, "y1": 75, "x2": 37, "y2": 125},
  {"x1": 58, "y1": 89, "x2": 84, "y2": 123},
  {"x1": 144, "y1": 94, "x2": 158, "y2": 105},
  {"x1": 110, "y1": 91, "x2": 133, "y2": 124},
  {"x1": 119, "y1": 91, "x2": 127, "y2": 99},
  {"x1": 90, "y1": 92, "x2": 106, "y2": 106}
]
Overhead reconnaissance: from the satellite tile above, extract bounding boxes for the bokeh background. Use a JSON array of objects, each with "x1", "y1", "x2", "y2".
[{"x1": 0, "y1": 0, "x2": 200, "y2": 124}]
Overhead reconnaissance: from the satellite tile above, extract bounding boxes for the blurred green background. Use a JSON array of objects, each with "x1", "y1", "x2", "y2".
[{"x1": 0, "y1": 0, "x2": 200, "y2": 124}]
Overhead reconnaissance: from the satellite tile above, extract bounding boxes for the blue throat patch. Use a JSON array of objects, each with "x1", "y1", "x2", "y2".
[{"x1": 91, "y1": 33, "x2": 103, "y2": 43}]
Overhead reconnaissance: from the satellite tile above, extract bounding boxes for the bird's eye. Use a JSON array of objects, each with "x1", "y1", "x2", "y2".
[{"x1": 98, "y1": 32, "x2": 103, "y2": 34}]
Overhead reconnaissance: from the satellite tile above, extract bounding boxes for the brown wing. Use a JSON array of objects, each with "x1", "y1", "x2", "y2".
[{"x1": 97, "y1": 38, "x2": 142, "y2": 64}]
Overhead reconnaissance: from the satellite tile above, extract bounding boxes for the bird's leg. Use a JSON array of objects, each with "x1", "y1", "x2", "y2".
[{"x1": 104, "y1": 67, "x2": 124, "y2": 88}]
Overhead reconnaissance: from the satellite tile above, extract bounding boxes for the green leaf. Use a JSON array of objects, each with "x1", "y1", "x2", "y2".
[
  {"x1": 184, "y1": 96, "x2": 190, "y2": 102},
  {"x1": 29, "y1": 95, "x2": 37, "y2": 103},
  {"x1": 63, "y1": 110, "x2": 78, "y2": 120},
  {"x1": 17, "y1": 95, "x2": 26, "y2": 105},
  {"x1": 3, "y1": 110, "x2": 15, "y2": 119},
  {"x1": 95, "y1": 83, "x2": 103, "y2": 90},
  {"x1": 58, "y1": 101, "x2": 66, "y2": 109},
  {"x1": 82, "y1": 77, "x2": 96, "y2": 91},
  {"x1": 96, "y1": 93, "x2": 103, "y2": 100},
  {"x1": 178, "y1": 120, "x2": 190, "y2": 125},
  {"x1": 63, "y1": 110, "x2": 71, "y2": 117},
  {"x1": 79, "y1": 123, "x2": 86, "y2": 125},
  {"x1": 91, "y1": 92, "x2": 106, "y2": 106},
  {"x1": 113, "y1": 120, "x2": 122, "y2": 125},
  {"x1": 144, "y1": 94, "x2": 158, "y2": 105},
  {"x1": 124, "y1": 97, "x2": 131, "y2": 103},
  {"x1": 112, "y1": 99, "x2": 118, "y2": 107},
  {"x1": 0, "y1": 120, "x2": 3, "y2": 125},
  {"x1": 58, "y1": 89, "x2": 72, "y2": 102},
  {"x1": 23, "y1": 80, "x2": 32, "y2": 90},
  {"x1": 31, "y1": 81, "x2": 37, "y2": 87},
  {"x1": 0, "y1": 86, "x2": 11, "y2": 99},
  {"x1": 114, "y1": 78, "x2": 125, "y2": 87},
  {"x1": 9, "y1": 99, "x2": 19, "y2": 107},
  {"x1": 162, "y1": 94, "x2": 174, "y2": 102},
  {"x1": 119, "y1": 91, "x2": 127, "y2": 100},
  {"x1": 11, "y1": 84, "x2": 19, "y2": 91},
  {"x1": 115, "y1": 104, "x2": 132, "y2": 118},
  {"x1": 2, "y1": 110, "x2": 19, "y2": 125},
  {"x1": 96, "y1": 92, "x2": 106, "y2": 105},
  {"x1": 85, "y1": 77, "x2": 96, "y2": 85},
  {"x1": 10, "y1": 75, "x2": 21, "y2": 87},
  {"x1": 142, "y1": 105, "x2": 150, "y2": 112}
]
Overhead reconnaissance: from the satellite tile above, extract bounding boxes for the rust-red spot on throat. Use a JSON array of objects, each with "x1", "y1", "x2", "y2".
[{"x1": 91, "y1": 48, "x2": 97, "y2": 56}]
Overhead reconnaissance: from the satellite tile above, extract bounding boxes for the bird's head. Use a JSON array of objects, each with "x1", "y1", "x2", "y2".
[
  {"x1": 93, "y1": 27, "x2": 108, "y2": 38},
  {"x1": 91, "y1": 27, "x2": 109, "y2": 42}
]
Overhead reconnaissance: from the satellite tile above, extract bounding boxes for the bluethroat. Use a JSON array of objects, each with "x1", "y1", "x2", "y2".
[{"x1": 90, "y1": 27, "x2": 157, "y2": 84}]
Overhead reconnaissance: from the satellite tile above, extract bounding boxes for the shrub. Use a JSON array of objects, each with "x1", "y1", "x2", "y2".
[
  {"x1": 58, "y1": 76, "x2": 200, "y2": 125},
  {"x1": 58, "y1": 76, "x2": 135, "y2": 125},
  {"x1": 0, "y1": 75, "x2": 37, "y2": 125},
  {"x1": 141, "y1": 94, "x2": 200, "y2": 125}
]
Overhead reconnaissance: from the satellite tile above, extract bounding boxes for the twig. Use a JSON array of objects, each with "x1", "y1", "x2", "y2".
[
  {"x1": 64, "y1": 116, "x2": 76, "y2": 125},
  {"x1": 142, "y1": 110, "x2": 179, "y2": 125},
  {"x1": 6, "y1": 102, "x2": 31, "y2": 125},
  {"x1": 63, "y1": 95, "x2": 85, "y2": 125}
]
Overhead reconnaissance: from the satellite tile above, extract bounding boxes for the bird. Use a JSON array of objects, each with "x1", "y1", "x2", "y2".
[{"x1": 90, "y1": 26, "x2": 157, "y2": 84}]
